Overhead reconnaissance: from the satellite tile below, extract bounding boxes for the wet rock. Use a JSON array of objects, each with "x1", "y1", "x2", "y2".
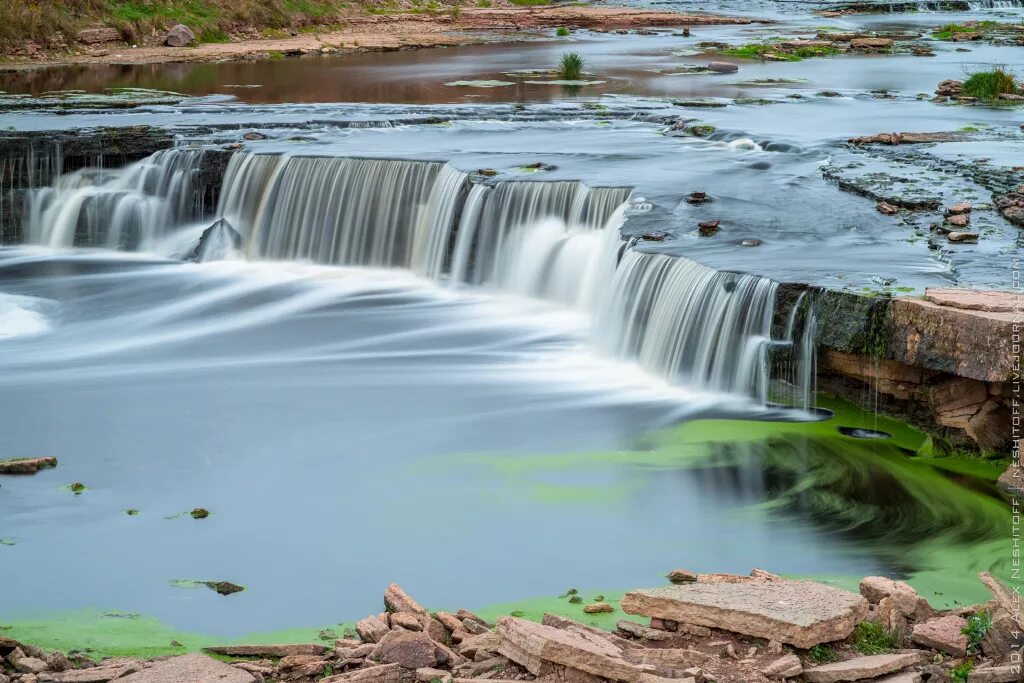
[
  {"x1": 947, "y1": 231, "x2": 978, "y2": 242},
  {"x1": 946, "y1": 202, "x2": 972, "y2": 215},
  {"x1": 848, "y1": 132, "x2": 956, "y2": 146},
  {"x1": 383, "y1": 583, "x2": 427, "y2": 615},
  {"x1": 936, "y1": 80, "x2": 963, "y2": 96},
  {"x1": 583, "y1": 603, "x2": 614, "y2": 614},
  {"x1": 372, "y1": 630, "x2": 439, "y2": 669},
  {"x1": 205, "y1": 644, "x2": 327, "y2": 657},
  {"x1": 740, "y1": 239, "x2": 761, "y2": 246},
  {"x1": 802, "y1": 652, "x2": 924, "y2": 683},
  {"x1": 117, "y1": 653, "x2": 253, "y2": 683},
  {"x1": 164, "y1": 24, "x2": 196, "y2": 47},
  {"x1": 946, "y1": 213, "x2": 970, "y2": 228},
  {"x1": 685, "y1": 191, "x2": 711, "y2": 205},
  {"x1": 850, "y1": 37, "x2": 893, "y2": 51},
  {"x1": 877, "y1": 201, "x2": 899, "y2": 215},
  {"x1": 706, "y1": 61, "x2": 739, "y2": 73},
  {"x1": 621, "y1": 579, "x2": 868, "y2": 648},
  {"x1": 761, "y1": 654, "x2": 802, "y2": 679},
  {"x1": 640, "y1": 231, "x2": 668, "y2": 241},
  {"x1": 911, "y1": 615, "x2": 968, "y2": 656},
  {"x1": 476, "y1": 168, "x2": 498, "y2": 177},
  {"x1": 0, "y1": 456, "x2": 57, "y2": 474},
  {"x1": 697, "y1": 220, "x2": 721, "y2": 236},
  {"x1": 667, "y1": 569, "x2": 699, "y2": 584}
]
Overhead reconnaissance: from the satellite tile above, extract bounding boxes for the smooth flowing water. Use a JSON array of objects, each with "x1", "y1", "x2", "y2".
[{"x1": 0, "y1": 0, "x2": 1018, "y2": 640}]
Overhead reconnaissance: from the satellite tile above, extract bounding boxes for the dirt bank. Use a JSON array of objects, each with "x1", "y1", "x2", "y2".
[{"x1": 0, "y1": 6, "x2": 752, "y2": 72}]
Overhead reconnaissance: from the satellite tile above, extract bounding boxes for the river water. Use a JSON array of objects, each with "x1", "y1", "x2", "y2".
[{"x1": 0, "y1": 0, "x2": 1019, "y2": 639}]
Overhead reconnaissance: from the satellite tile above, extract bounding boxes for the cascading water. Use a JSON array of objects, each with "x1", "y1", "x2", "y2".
[
  {"x1": 17, "y1": 148, "x2": 817, "y2": 404},
  {"x1": 23, "y1": 148, "x2": 211, "y2": 250}
]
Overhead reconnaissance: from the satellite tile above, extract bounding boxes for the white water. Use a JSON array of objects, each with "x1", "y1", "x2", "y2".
[{"x1": 18, "y1": 148, "x2": 814, "y2": 403}]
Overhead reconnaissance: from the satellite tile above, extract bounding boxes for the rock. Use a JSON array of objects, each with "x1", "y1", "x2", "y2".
[
  {"x1": 11, "y1": 653, "x2": 50, "y2": 674},
  {"x1": 979, "y1": 573, "x2": 1024, "y2": 631},
  {"x1": 848, "y1": 132, "x2": 957, "y2": 145},
  {"x1": 383, "y1": 585, "x2": 427, "y2": 615},
  {"x1": 372, "y1": 630, "x2": 439, "y2": 669},
  {"x1": 936, "y1": 80, "x2": 963, "y2": 96},
  {"x1": 966, "y1": 665, "x2": 1020, "y2": 682},
  {"x1": 117, "y1": 654, "x2": 254, "y2": 683},
  {"x1": 456, "y1": 631, "x2": 502, "y2": 659},
  {"x1": 243, "y1": 132, "x2": 267, "y2": 141},
  {"x1": 496, "y1": 616, "x2": 653, "y2": 681},
  {"x1": 668, "y1": 569, "x2": 699, "y2": 584},
  {"x1": 164, "y1": 24, "x2": 196, "y2": 47},
  {"x1": 859, "y1": 577, "x2": 933, "y2": 621},
  {"x1": 584, "y1": 603, "x2": 614, "y2": 614},
  {"x1": 476, "y1": 168, "x2": 498, "y2": 177},
  {"x1": 390, "y1": 612, "x2": 424, "y2": 631},
  {"x1": 415, "y1": 668, "x2": 451, "y2": 683},
  {"x1": 650, "y1": 618, "x2": 677, "y2": 631},
  {"x1": 640, "y1": 231, "x2": 668, "y2": 241},
  {"x1": 357, "y1": 615, "x2": 391, "y2": 643},
  {"x1": 911, "y1": 615, "x2": 968, "y2": 656},
  {"x1": 946, "y1": 213, "x2": 970, "y2": 228},
  {"x1": 615, "y1": 620, "x2": 673, "y2": 641},
  {"x1": 76, "y1": 28, "x2": 122, "y2": 44},
  {"x1": 740, "y1": 239, "x2": 761, "y2": 247},
  {"x1": 685, "y1": 192, "x2": 711, "y2": 205},
  {"x1": 850, "y1": 37, "x2": 893, "y2": 51},
  {"x1": 38, "y1": 662, "x2": 143, "y2": 682},
  {"x1": 802, "y1": 653, "x2": 924, "y2": 683},
  {"x1": 761, "y1": 654, "x2": 802, "y2": 679},
  {"x1": 0, "y1": 456, "x2": 57, "y2": 474},
  {"x1": 320, "y1": 664, "x2": 402, "y2": 683},
  {"x1": 947, "y1": 202, "x2": 972, "y2": 215},
  {"x1": 998, "y1": 93, "x2": 1024, "y2": 101},
  {"x1": 877, "y1": 201, "x2": 899, "y2": 215},
  {"x1": 875, "y1": 597, "x2": 908, "y2": 634},
  {"x1": 541, "y1": 613, "x2": 632, "y2": 649},
  {"x1": 873, "y1": 673, "x2": 922, "y2": 683},
  {"x1": 208, "y1": 581, "x2": 243, "y2": 596},
  {"x1": 707, "y1": 61, "x2": 739, "y2": 73},
  {"x1": 45, "y1": 652, "x2": 71, "y2": 673},
  {"x1": 698, "y1": 220, "x2": 720, "y2": 236},
  {"x1": 434, "y1": 612, "x2": 464, "y2": 633},
  {"x1": 981, "y1": 608, "x2": 1024, "y2": 658},
  {"x1": 621, "y1": 580, "x2": 868, "y2": 648},
  {"x1": 948, "y1": 231, "x2": 978, "y2": 242}
]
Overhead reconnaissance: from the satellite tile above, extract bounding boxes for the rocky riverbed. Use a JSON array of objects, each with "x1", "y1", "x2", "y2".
[{"x1": 2, "y1": 572, "x2": 1021, "y2": 683}]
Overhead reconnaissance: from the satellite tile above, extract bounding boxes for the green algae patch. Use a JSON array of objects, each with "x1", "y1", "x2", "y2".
[{"x1": 473, "y1": 591, "x2": 640, "y2": 631}]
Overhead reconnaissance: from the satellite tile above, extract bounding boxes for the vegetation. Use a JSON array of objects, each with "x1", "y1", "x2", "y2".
[
  {"x1": 808, "y1": 644, "x2": 838, "y2": 663},
  {"x1": 556, "y1": 26, "x2": 570, "y2": 37},
  {"x1": 962, "y1": 610, "x2": 992, "y2": 653},
  {"x1": 853, "y1": 620, "x2": 902, "y2": 655},
  {"x1": 558, "y1": 50, "x2": 584, "y2": 80},
  {"x1": 961, "y1": 67, "x2": 1019, "y2": 100},
  {"x1": 509, "y1": 0, "x2": 550, "y2": 6},
  {"x1": 951, "y1": 660, "x2": 975, "y2": 683},
  {"x1": 719, "y1": 40, "x2": 840, "y2": 62},
  {"x1": 932, "y1": 20, "x2": 1006, "y2": 40}
]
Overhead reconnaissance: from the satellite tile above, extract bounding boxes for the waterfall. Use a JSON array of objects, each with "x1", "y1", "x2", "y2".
[
  {"x1": 23, "y1": 148, "x2": 210, "y2": 249},
  {"x1": 596, "y1": 252, "x2": 779, "y2": 401},
  {"x1": 16, "y1": 148, "x2": 818, "y2": 404}
]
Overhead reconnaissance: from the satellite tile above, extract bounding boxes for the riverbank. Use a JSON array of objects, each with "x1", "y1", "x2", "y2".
[
  {"x1": 0, "y1": 6, "x2": 751, "y2": 71},
  {"x1": 2, "y1": 573, "x2": 1020, "y2": 683}
]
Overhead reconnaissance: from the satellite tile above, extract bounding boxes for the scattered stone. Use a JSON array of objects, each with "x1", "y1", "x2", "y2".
[
  {"x1": 739, "y1": 239, "x2": 761, "y2": 247},
  {"x1": 434, "y1": 612, "x2": 464, "y2": 633},
  {"x1": 476, "y1": 169, "x2": 498, "y2": 177},
  {"x1": 583, "y1": 603, "x2": 614, "y2": 614},
  {"x1": 802, "y1": 653, "x2": 924, "y2": 683},
  {"x1": 0, "y1": 457, "x2": 57, "y2": 474},
  {"x1": 164, "y1": 24, "x2": 196, "y2": 48},
  {"x1": 859, "y1": 577, "x2": 933, "y2": 621},
  {"x1": 415, "y1": 668, "x2": 452, "y2": 683},
  {"x1": 320, "y1": 663, "x2": 401, "y2": 683},
  {"x1": 117, "y1": 653, "x2": 253, "y2": 683},
  {"x1": 685, "y1": 192, "x2": 711, "y2": 205},
  {"x1": 383, "y1": 583, "x2": 427, "y2": 615},
  {"x1": 615, "y1": 620, "x2": 673, "y2": 641},
  {"x1": 390, "y1": 612, "x2": 424, "y2": 631},
  {"x1": 668, "y1": 569, "x2": 699, "y2": 584},
  {"x1": 205, "y1": 644, "x2": 327, "y2": 657},
  {"x1": 456, "y1": 631, "x2": 502, "y2": 659},
  {"x1": 946, "y1": 202, "x2": 972, "y2": 215},
  {"x1": 621, "y1": 580, "x2": 868, "y2": 648},
  {"x1": 873, "y1": 673, "x2": 922, "y2": 683},
  {"x1": 980, "y1": 608, "x2": 1023, "y2": 658},
  {"x1": 761, "y1": 654, "x2": 802, "y2": 679},
  {"x1": 698, "y1": 220, "x2": 721, "y2": 236},
  {"x1": 946, "y1": 213, "x2": 970, "y2": 228},
  {"x1": 936, "y1": 80, "x2": 963, "y2": 96},
  {"x1": 850, "y1": 37, "x2": 893, "y2": 51},
  {"x1": 243, "y1": 132, "x2": 267, "y2": 141},
  {"x1": 372, "y1": 630, "x2": 439, "y2": 669},
  {"x1": 640, "y1": 231, "x2": 668, "y2": 241},
  {"x1": 766, "y1": 640, "x2": 783, "y2": 655},
  {"x1": 948, "y1": 231, "x2": 978, "y2": 242},
  {"x1": 979, "y1": 573, "x2": 1024, "y2": 631},
  {"x1": 877, "y1": 201, "x2": 899, "y2": 215},
  {"x1": 356, "y1": 615, "x2": 391, "y2": 643},
  {"x1": 707, "y1": 61, "x2": 739, "y2": 73},
  {"x1": 911, "y1": 615, "x2": 968, "y2": 656},
  {"x1": 189, "y1": 508, "x2": 210, "y2": 519}
]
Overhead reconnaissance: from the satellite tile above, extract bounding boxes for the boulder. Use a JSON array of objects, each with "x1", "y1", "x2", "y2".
[
  {"x1": 434, "y1": 612, "x2": 464, "y2": 633},
  {"x1": 859, "y1": 577, "x2": 933, "y2": 621},
  {"x1": 414, "y1": 668, "x2": 451, "y2": 683},
  {"x1": 356, "y1": 615, "x2": 391, "y2": 643},
  {"x1": 117, "y1": 654, "x2": 254, "y2": 683},
  {"x1": 979, "y1": 573, "x2": 1024, "y2": 631},
  {"x1": 936, "y1": 80, "x2": 963, "y2": 96},
  {"x1": 911, "y1": 615, "x2": 968, "y2": 656},
  {"x1": 761, "y1": 654, "x2": 802, "y2": 679},
  {"x1": 384, "y1": 584, "x2": 427, "y2": 614},
  {"x1": 371, "y1": 631, "x2": 439, "y2": 669},
  {"x1": 947, "y1": 203, "x2": 972, "y2": 215},
  {"x1": 584, "y1": 603, "x2": 614, "y2": 614},
  {"x1": 390, "y1": 612, "x2": 424, "y2": 631},
  {"x1": 850, "y1": 37, "x2": 893, "y2": 51},
  {"x1": 621, "y1": 580, "x2": 868, "y2": 648},
  {"x1": 877, "y1": 201, "x2": 899, "y2": 215},
  {"x1": 164, "y1": 24, "x2": 195, "y2": 47},
  {"x1": 205, "y1": 644, "x2": 327, "y2": 657},
  {"x1": 981, "y1": 608, "x2": 1024, "y2": 658},
  {"x1": 457, "y1": 631, "x2": 502, "y2": 659},
  {"x1": 496, "y1": 616, "x2": 655, "y2": 681},
  {"x1": 668, "y1": 569, "x2": 699, "y2": 584},
  {"x1": 707, "y1": 61, "x2": 739, "y2": 73},
  {"x1": 802, "y1": 653, "x2": 924, "y2": 683}
]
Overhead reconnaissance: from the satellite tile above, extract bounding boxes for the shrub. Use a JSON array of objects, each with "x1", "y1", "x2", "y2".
[
  {"x1": 854, "y1": 620, "x2": 902, "y2": 655},
  {"x1": 556, "y1": 26, "x2": 570, "y2": 37},
  {"x1": 951, "y1": 660, "x2": 974, "y2": 683},
  {"x1": 962, "y1": 610, "x2": 992, "y2": 653},
  {"x1": 962, "y1": 67, "x2": 1018, "y2": 100},
  {"x1": 559, "y1": 50, "x2": 584, "y2": 80}
]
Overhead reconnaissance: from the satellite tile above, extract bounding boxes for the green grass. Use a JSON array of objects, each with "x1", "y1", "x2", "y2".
[
  {"x1": 961, "y1": 67, "x2": 1019, "y2": 100},
  {"x1": 720, "y1": 41, "x2": 840, "y2": 62},
  {"x1": 952, "y1": 660, "x2": 975, "y2": 683},
  {"x1": 509, "y1": 0, "x2": 550, "y2": 6},
  {"x1": 809, "y1": 644, "x2": 838, "y2": 663},
  {"x1": 932, "y1": 23, "x2": 978, "y2": 39},
  {"x1": 854, "y1": 620, "x2": 902, "y2": 655},
  {"x1": 556, "y1": 26, "x2": 570, "y2": 37},
  {"x1": 558, "y1": 50, "x2": 583, "y2": 80},
  {"x1": 476, "y1": 0, "x2": 491, "y2": 5}
]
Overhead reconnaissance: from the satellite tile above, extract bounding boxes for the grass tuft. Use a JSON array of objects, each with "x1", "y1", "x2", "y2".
[
  {"x1": 556, "y1": 26, "x2": 570, "y2": 37},
  {"x1": 961, "y1": 67, "x2": 1018, "y2": 100},
  {"x1": 558, "y1": 50, "x2": 583, "y2": 80},
  {"x1": 808, "y1": 644, "x2": 838, "y2": 663},
  {"x1": 962, "y1": 610, "x2": 992, "y2": 653},
  {"x1": 853, "y1": 620, "x2": 902, "y2": 655}
]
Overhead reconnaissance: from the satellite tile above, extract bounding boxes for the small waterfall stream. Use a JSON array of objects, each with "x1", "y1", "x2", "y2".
[{"x1": 17, "y1": 148, "x2": 816, "y2": 405}]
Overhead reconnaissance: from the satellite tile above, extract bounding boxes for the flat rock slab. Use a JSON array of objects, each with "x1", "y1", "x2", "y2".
[
  {"x1": 204, "y1": 644, "x2": 327, "y2": 657},
  {"x1": 0, "y1": 456, "x2": 57, "y2": 474},
  {"x1": 874, "y1": 673, "x2": 922, "y2": 683},
  {"x1": 621, "y1": 580, "x2": 868, "y2": 648},
  {"x1": 925, "y1": 288, "x2": 1015, "y2": 313},
  {"x1": 967, "y1": 665, "x2": 1021, "y2": 682},
  {"x1": 911, "y1": 615, "x2": 968, "y2": 656},
  {"x1": 803, "y1": 653, "x2": 924, "y2": 683},
  {"x1": 117, "y1": 653, "x2": 254, "y2": 683}
]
